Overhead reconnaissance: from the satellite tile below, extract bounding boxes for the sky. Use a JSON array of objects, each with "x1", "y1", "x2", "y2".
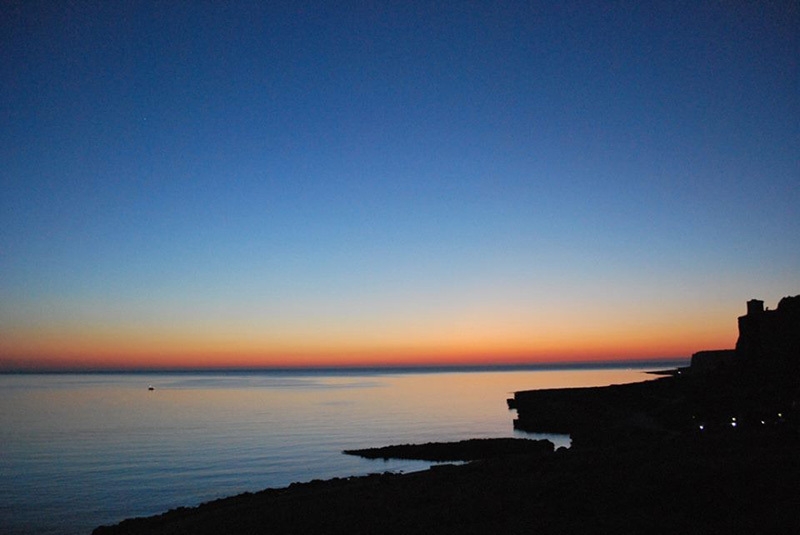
[{"x1": 1, "y1": 1, "x2": 798, "y2": 370}]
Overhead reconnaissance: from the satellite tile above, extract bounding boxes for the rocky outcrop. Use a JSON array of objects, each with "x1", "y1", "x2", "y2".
[
  {"x1": 508, "y1": 377, "x2": 687, "y2": 446},
  {"x1": 344, "y1": 437, "x2": 554, "y2": 461}
]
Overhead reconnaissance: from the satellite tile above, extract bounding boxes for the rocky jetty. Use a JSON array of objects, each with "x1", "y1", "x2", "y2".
[{"x1": 344, "y1": 437, "x2": 554, "y2": 462}]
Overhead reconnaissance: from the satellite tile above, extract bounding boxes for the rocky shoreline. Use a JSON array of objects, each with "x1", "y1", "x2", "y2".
[
  {"x1": 91, "y1": 428, "x2": 800, "y2": 534},
  {"x1": 93, "y1": 296, "x2": 800, "y2": 534}
]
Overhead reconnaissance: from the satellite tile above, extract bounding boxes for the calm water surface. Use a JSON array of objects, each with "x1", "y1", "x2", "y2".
[{"x1": 0, "y1": 366, "x2": 666, "y2": 534}]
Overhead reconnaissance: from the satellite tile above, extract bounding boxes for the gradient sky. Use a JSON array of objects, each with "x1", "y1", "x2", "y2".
[{"x1": 1, "y1": 1, "x2": 798, "y2": 370}]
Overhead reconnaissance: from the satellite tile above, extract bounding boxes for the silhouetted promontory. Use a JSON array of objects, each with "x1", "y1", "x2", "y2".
[
  {"x1": 509, "y1": 295, "x2": 800, "y2": 444},
  {"x1": 93, "y1": 296, "x2": 800, "y2": 535}
]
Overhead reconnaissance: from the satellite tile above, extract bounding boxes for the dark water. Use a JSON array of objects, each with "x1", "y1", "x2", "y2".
[{"x1": 0, "y1": 366, "x2": 666, "y2": 534}]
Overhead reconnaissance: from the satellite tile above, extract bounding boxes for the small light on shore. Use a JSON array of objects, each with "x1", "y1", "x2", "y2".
[{"x1": 698, "y1": 424, "x2": 704, "y2": 431}]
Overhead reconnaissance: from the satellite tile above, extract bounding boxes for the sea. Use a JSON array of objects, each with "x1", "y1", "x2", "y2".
[{"x1": 0, "y1": 363, "x2": 679, "y2": 535}]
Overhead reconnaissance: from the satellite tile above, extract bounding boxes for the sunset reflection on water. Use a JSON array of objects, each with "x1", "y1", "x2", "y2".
[{"x1": 0, "y1": 365, "x2": 668, "y2": 535}]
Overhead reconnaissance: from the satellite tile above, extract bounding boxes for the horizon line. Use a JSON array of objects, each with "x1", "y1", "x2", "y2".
[{"x1": 0, "y1": 357, "x2": 690, "y2": 374}]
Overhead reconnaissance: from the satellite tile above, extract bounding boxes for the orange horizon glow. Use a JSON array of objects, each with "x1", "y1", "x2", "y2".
[
  {"x1": 0, "y1": 328, "x2": 729, "y2": 371},
  {"x1": 0, "y1": 295, "x2": 743, "y2": 371}
]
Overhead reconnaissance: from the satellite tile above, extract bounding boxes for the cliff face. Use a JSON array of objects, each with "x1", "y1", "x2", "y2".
[
  {"x1": 736, "y1": 295, "x2": 800, "y2": 376},
  {"x1": 690, "y1": 295, "x2": 800, "y2": 375},
  {"x1": 512, "y1": 295, "x2": 800, "y2": 443},
  {"x1": 690, "y1": 349, "x2": 736, "y2": 373}
]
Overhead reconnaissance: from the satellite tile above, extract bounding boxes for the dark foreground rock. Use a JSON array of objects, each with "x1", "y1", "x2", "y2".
[
  {"x1": 344, "y1": 437, "x2": 554, "y2": 461},
  {"x1": 93, "y1": 429, "x2": 799, "y2": 535}
]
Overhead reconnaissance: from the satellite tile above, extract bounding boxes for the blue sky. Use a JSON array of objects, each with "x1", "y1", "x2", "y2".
[{"x1": 1, "y1": 1, "x2": 798, "y2": 368}]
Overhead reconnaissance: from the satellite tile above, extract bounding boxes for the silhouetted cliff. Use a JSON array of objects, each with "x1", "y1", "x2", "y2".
[
  {"x1": 737, "y1": 295, "x2": 800, "y2": 377},
  {"x1": 512, "y1": 296, "x2": 800, "y2": 443},
  {"x1": 690, "y1": 295, "x2": 800, "y2": 375}
]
